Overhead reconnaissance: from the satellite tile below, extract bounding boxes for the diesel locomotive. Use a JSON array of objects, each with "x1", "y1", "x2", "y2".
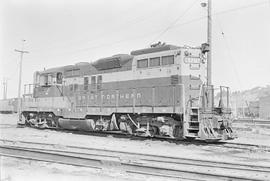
[{"x1": 19, "y1": 43, "x2": 235, "y2": 142}]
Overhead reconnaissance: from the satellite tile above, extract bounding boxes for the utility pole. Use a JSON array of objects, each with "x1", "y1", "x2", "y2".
[
  {"x1": 15, "y1": 40, "x2": 29, "y2": 123},
  {"x1": 201, "y1": 0, "x2": 212, "y2": 85},
  {"x1": 2, "y1": 78, "x2": 6, "y2": 99},
  {"x1": 207, "y1": 0, "x2": 212, "y2": 85},
  {"x1": 5, "y1": 79, "x2": 7, "y2": 99},
  {"x1": 2, "y1": 78, "x2": 8, "y2": 99}
]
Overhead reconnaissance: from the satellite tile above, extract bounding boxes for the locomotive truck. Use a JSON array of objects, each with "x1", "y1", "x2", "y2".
[{"x1": 19, "y1": 43, "x2": 234, "y2": 142}]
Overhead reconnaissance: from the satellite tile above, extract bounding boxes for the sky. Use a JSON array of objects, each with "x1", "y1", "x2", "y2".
[{"x1": 0, "y1": 0, "x2": 270, "y2": 98}]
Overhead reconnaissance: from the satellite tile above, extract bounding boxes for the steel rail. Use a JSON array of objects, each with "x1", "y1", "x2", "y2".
[
  {"x1": 234, "y1": 119, "x2": 270, "y2": 125},
  {"x1": 0, "y1": 145, "x2": 268, "y2": 181},
  {"x1": 0, "y1": 146, "x2": 212, "y2": 181},
  {"x1": 1, "y1": 138, "x2": 270, "y2": 170},
  {"x1": 44, "y1": 127, "x2": 270, "y2": 152},
  {"x1": 1, "y1": 128, "x2": 270, "y2": 151},
  {"x1": 1, "y1": 122, "x2": 270, "y2": 152},
  {"x1": 0, "y1": 140, "x2": 269, "y2": 180},
  {"x1": 2, "y1": 143, "x2": 270, "y2": 174},
  {"x1": 221, "y1": 142, "x2": 270, "y2": 151}
]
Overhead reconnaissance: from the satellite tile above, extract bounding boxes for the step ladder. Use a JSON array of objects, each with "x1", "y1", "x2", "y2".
[
  {"x1": 185, "y1": 107, "x2": 200, "y2": 139},
  {"x1": 184, "y1": 74, "x2": 202, "y2": 139}
]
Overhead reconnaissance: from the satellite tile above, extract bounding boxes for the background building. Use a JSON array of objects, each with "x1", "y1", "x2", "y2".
[{"x1": 259, "y1": 95, "x2": 270, "y2": 119}]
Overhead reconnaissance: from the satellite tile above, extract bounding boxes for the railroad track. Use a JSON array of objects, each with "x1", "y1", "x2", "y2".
[
  {"x1": 1, "y1": 122, "x2": 270, "y2": 153},
  {"x1": 2, "y1": 122, "x2": 270, "y2": 153},
  {"x1": 221, "y1": 142, "x2": 270, "y2": 152},
  {"x1": 0, "y1": 139, "x2": 269, "y2": 181},
  {"x1": 234, "y1": 119, "x2": 270, "y2": 125}
]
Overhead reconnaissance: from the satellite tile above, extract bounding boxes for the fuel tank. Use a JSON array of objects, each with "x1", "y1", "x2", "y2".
[{"x1": 58, "y1": 118, "x2": 95, "y2": 131}]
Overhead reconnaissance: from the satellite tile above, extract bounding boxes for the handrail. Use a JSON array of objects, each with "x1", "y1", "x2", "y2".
[
  {"x1": 73, "y1": 84, "x2": 184, "y2": 95},
  {"x1": 55, "y1": 85, "x2": 64, "y2": 96}
]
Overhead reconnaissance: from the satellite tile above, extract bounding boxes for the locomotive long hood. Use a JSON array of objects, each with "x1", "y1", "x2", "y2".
[{"x1": 130, "y1": 44, "x2": 179, "y2": 56}]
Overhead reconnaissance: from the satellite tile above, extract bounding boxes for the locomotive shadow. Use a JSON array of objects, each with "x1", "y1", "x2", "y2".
[{"x1": 49, "y1": 128, "x2": 226, "y2": 146}]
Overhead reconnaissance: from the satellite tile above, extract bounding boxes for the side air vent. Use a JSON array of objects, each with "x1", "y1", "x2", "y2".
[{"x1": 171, "y1": 75, "x2": 179, "y2": 85}]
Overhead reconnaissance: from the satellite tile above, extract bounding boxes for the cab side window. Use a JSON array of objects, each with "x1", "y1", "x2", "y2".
[
  {"x1": 137, "y1": 59, "x2": 148, "y2": 68},
  {"x1": 161, "y1": 55, "x2": 174, "y2": 65},
  {"x1": 149, "y1": 57, "x2": 160, "y2": 67}
]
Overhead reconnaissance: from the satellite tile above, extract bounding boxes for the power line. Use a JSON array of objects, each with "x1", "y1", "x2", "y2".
[
  {"x1": 29, "y1": 28, "x2": 162, "y2": 63},
  {"x1": 174, "y1": 1, "x2": 268, "y2": 28},
  {"x1": 25, "y1": 1, "x2": 269, "y2": 63},
  {"x1": 200, "y1": 3, "x2": 243, "y2": 90},
  {"x1": 29, "y1": 2, "x2": 146, "y2": 52},
  {"x1": 150, "y1": 0, "x2": 198, "y2": 44},
  {"x1": 29, "y1": 0, "x2": 177, "y2": 54},
  {"x1": 214, "y1": 1, "x2": 268, "y2": 16},
  {"x1": 151, "y1": 0, "x2": 268, "y2": 44},
  {"x1": 26, "y1": 2, "x2": 200, "y2": 61},
  {"x1": 210, "y1": 12, "x2": 244, "y2": 91},
  {"x1": 202, "y1": 6, "x2": 245, "y2": 92}
]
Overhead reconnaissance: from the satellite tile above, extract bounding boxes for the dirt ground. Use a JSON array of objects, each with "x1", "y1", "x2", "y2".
[
  {"x1": 0, "y1": 114, "x2": 270, "y2": 181},
  {"x1": 230, "y1": 122, "x2": 270, "y2": 146}
]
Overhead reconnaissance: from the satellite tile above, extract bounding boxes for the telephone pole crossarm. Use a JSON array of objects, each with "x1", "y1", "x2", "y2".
[{"x1": 15, "y1": 49, "x2": 29, "y2": 54}]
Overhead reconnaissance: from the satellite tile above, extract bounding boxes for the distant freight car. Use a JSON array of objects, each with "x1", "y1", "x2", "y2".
[
  {"x1": 0, "y1": 98, "x2": 18, "y2": 114},
  {"x1": 19, "y1": 43, "x2": 235, "y2": 142}
]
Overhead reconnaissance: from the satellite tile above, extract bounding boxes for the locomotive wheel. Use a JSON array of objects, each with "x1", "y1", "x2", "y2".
[
  {"x1": 149, "y1": 126, "x2": 158, "y2": 137},
  {"x1": 143, "y1": 125, "x2": 158, "y2": 137},
  {"x1": 173, "y1": 125, "x2": 182, "y2": 138},
  {"x1": 53, "y1": 117, "x2": 60, "y2": 128}
]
